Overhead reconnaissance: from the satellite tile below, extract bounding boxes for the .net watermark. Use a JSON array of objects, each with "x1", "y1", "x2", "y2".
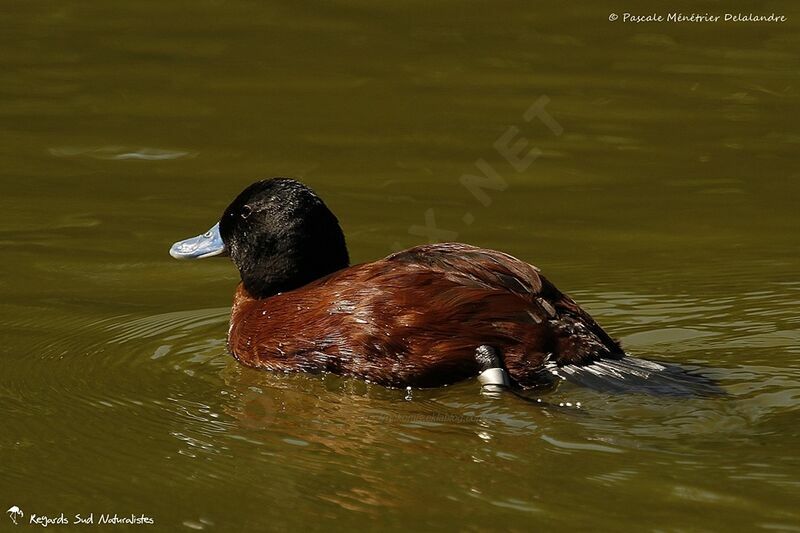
[
  {"x1": 608, "y1": 12, "x2": 787, "y2": 23},
  {"x1": 394, "y1": 95, "x2": 564, "y2": 250}
]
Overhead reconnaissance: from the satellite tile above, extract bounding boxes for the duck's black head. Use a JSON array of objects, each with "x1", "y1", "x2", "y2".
[{"x1": 170, "y1": 178, "x2": 349, "y2": 298}]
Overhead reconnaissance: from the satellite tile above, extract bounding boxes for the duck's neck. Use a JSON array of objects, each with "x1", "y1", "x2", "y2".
[{"x1": 237, "y1": 239, "x2": 350, "y2": 299}]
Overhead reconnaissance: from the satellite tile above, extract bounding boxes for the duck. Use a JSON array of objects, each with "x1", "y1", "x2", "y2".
[{"x1": 170, "y1": 177, "x2": 718, "y2": 394}]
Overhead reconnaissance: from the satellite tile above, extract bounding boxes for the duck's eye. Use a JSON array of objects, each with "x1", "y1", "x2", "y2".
[{"x1": 241, "y1": 205, "x2": 253, "y2": 219}]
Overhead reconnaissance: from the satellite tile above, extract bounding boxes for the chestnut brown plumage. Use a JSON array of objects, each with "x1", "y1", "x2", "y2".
[{"x1": 228, "y1": 242, "x2": 623, "y2": 388}]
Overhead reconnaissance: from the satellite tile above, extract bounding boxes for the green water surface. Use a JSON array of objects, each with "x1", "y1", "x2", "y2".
[{"x1": 2, "y1": 1, "x2": 799, "y2": 531}]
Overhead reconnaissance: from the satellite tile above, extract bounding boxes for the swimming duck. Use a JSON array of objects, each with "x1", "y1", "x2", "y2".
[{"x1": 170, "y1": 178, "x2": 715, "y2": 394}]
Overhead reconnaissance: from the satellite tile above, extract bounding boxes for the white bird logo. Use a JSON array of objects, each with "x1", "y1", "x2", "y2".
[{"x1": 6, "y1": 506, "x2": 23, "y2": 525}]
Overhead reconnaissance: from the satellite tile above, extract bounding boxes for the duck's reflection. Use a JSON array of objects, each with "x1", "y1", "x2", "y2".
[{"x1": 216, "y1": 361, "x2": 551, "y2": 514}]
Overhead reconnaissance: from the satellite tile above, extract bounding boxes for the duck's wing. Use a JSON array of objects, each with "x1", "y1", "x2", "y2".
[{"x1": 386, "y1": 243, "x2": 623, "y2": 368}]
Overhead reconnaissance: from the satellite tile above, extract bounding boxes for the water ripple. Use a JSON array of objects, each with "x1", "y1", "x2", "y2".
[{"x1": 48, "y1": 146, "x2": 197, "y2": 160}]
